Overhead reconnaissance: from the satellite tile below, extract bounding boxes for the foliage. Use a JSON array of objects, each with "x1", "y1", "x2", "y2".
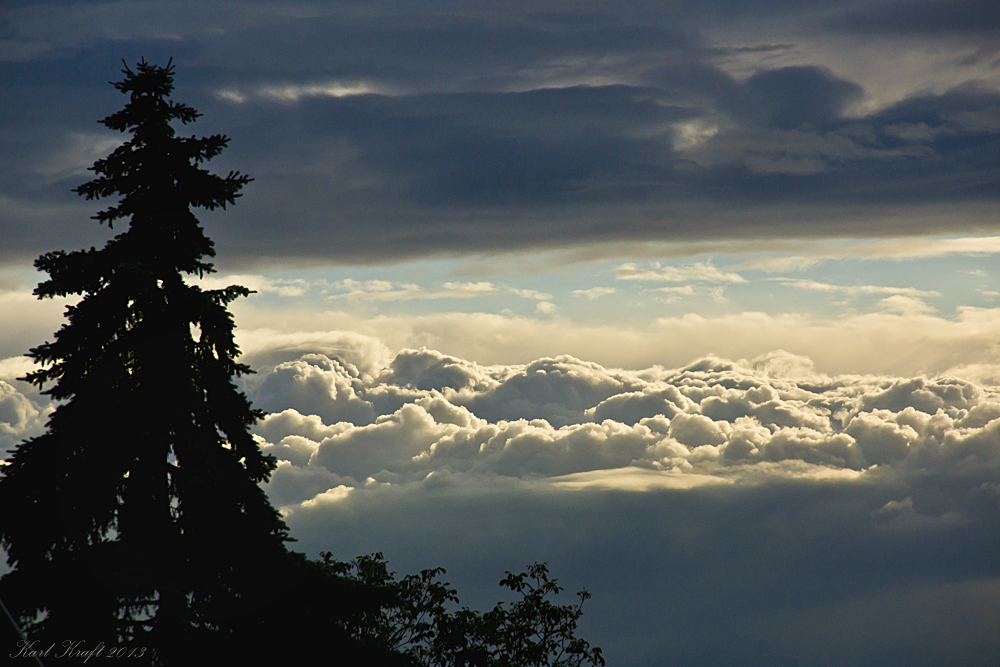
[
  {"x1": 322, "y1": 553, "x2": 605, "y2": 667},
  {"x1": 0, "y1": 60, "x2": 398, "y2": 665}
]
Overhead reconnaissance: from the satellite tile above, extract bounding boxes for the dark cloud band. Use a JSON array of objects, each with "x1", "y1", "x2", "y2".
[{"x1": 1, "y1": 1, "x2": 997, "y2": 266}]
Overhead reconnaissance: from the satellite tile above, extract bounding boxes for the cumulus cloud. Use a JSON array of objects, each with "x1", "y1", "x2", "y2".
[
  {"x1": 0, "y1": 380, "x2": 51, "y2": 454},
  {"x1": 234, "y1": 345, "x2": 1000, "y2": 666},
  {"x1": 242, "y1": 354, "x2": 378, "y2": 425},
  {"x1": 244, "y1": 347, "x2": 1000, "y2": 488},
  {"x1": 877, "y1": 294, "x2": 936, "y2": 316}
]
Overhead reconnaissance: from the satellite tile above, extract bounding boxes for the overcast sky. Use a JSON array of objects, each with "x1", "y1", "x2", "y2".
[{"x1": 2, "y1": 1, "x2": 1000, "y2": 665}]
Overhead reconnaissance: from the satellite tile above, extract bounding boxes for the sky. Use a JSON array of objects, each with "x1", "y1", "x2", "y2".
[{"x1": 1, "y1": 1, "x2": 1000, "y2": 664}]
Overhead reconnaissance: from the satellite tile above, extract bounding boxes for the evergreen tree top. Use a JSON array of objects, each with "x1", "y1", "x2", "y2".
[
  {"x1": 42, "y1": 59, "x2": 254, "y2": 294},
  {"x1": 77, "y1": 58, "x2": 250, "y2": 219}
]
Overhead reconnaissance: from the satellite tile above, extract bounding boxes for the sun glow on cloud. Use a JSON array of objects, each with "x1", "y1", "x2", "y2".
[
  {"x1": 549, "y1": 466, "x2": 731, "y2": 491},
  {"x1": 217, "y1": 81, "x2": 383, "y2": 104},
  {"x1": 259, "y1": 82, "x2": 380, "y2": 101},
  {"x1": 671, "y1": 119, "x2": 720, "y2": 150}
]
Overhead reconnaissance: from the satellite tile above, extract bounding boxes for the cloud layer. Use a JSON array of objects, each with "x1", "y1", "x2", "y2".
[
  {"x1": 4, "y1": 340, "x2": 1000, "y2": 664},
  {"x1": 1, "y1": 0, "x2": 998, "y2": 267},
  {"x1": 244, "y1": 348, "x2": 1000, "y2": 488},
  {"x1": 234, "y1": 346, "x2": 1000, "y2": 665}
]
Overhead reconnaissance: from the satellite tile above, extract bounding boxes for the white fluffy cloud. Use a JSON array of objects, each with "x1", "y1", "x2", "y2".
[
  {"x1": 0, "y1": 379, "x2": 50, "y2": 454},
  {"x1": 243, "y1": 347, "x2": 1000, "y2": 503},
  {"x1": 235, "y1": 346, "x2": 1000, "y2": 667}
]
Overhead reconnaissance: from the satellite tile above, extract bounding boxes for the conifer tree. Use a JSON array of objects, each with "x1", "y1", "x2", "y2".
[{"x1": 0, "y1": 60, "x2": 395, "y2": 664}]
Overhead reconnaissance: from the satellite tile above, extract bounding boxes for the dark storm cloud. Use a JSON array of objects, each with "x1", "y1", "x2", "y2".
[
  {"x1": 205, "y1": 81, "x2": 999, "y2": 263},
  {"x1": 738, "y1": 66, "x2": 864, "y2": 129},
  {"x1": 822, "y1": 0, "x2": 1000, "y2": 36},
  {"x1": 286, "y1": 479, "x2": 1000, "y2": 667},
  {"x1": 1, "y1": 0, "x2": 998, "y2": 266},
  {"x1": 198, "y1": 10, "x2": 692, "y2": 88}
]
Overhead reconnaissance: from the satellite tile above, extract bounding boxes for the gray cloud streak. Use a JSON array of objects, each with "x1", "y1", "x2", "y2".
[{"x1": 1, "y1": 1, "x2": 997, "y2": 267}]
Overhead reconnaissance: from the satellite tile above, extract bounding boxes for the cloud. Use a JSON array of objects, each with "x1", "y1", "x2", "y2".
[
  {"x1": 736, "y1": 66, "x2": 864, "y2": 130},
  {"x1": 671, "y1": 118, "x2": 720, "y2": 150},
  {"x1": 244, "y1": 347, "x2": 1000, "y2": 484},
  {"x1": 327, "y1": 279, "x2": 501, "y2": 302},
  {"x1": 2, "y1": 3, "x2": 998, "y2": 267},
  {"x1": 877, "y1": 294, "x2": 936, "y2": 316},
  {"x1": 507, "y1": 287, "x2": 553, "y2": 300},
  {"x1": 190, "y1": 273, "x2": 313, "y2": 297},
  {"x1": 30, "y1": 132, "x2": 123, "y2": 184},
  {"x1": 548, "y1": 466, "x2": 727, "y2": 491},
  {"x1": 572, "y1": 287, "x2": 616, "y2": 300},
  {"x1": 648, "y1": 285, "x2": 696, "y2": 297},
  {"x1": 4, "y1": 4, "x2": 1000, "y2": 663},
  {"x1": 234, "y1": 345, "x2": 1000, "y2": 666},
  {"x1": 822, "y1": 0, "x2": 1000, "y2": 37},
  {"x1": 0, "y1": 357, "x2": 34, "y2": 382},
  {"x1": 228, "y1": 301, "x2": 1000, "y2": 379},
  {"x1": 0, "y1": 286, "x2": 78, "y2": 362},
  {"x1": 256, "y1": 82, "x2": 383, "y2": 102},
  {"x1": 612, "y1": 262, "x2": 746, "y2": 283},
  {"x1": 323, "y1": 281, "x2": 552, "y2": 303},
  {"x1": 242, "y1": 354, "x2": 378, "y2": 426},
  {"x1": 733, "y1": 235, "x2": 1000, "y2": 272},
  {"x1": 774, "y1": 278, "x2": 940, "y2": 298},
  {"x1": 0, "y1": 379, "x2": 51, "y2": 455}
]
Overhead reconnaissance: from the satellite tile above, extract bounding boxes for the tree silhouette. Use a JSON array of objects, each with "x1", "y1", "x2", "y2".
[
  {"x1": 326, "y1": 554, "x2": 605, "y2": 667},
  {"x1": 0, "y1": 60, "x2": 400, "y2": 665}
]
